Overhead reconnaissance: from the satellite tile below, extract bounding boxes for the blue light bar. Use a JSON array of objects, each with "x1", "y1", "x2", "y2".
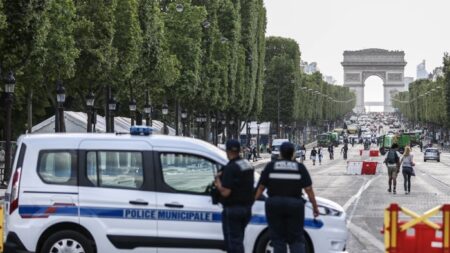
[{"x1": 130, "y1": 126, "x2": 153, "y2": 136}]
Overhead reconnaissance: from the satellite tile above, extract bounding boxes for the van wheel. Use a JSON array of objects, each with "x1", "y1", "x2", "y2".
[
  {"x1": 40, "y1": 230, "x2": 94, "y2": 253},
  {"x1": 255, "y1": 231, "x2": 313, "y2": 253}
]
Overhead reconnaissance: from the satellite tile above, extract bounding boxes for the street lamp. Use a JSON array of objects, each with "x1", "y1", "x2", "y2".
[
  {"x1": 108, "y1": 97, "x2": 117, "y2": 133},
  {"x1": 2, "y1": 70, "x2": 16, "y2": 184},
  {"x1": 211, "y1": 113, "x2": 217, "y2": 144},
  {"x1": 181, "y1": 109, "x2": 188, "y2": 136},
  {"x1": 85, "y1": 90, "x2": 95, "y2": 132},
  {"x1": 202, "y1": 20, "x2": 211, "y2": 29},
  {"x1": 55, "y1": 80, "x2": 66, "y2": 133},
  {"x1": 129, "y1": 98, "x2": 137, "y2": 126},
  {"x1": 246, "y1": 120, "x2": 251, "y2": 147},
  {"x1": 176, "y1": 3, "x2": 184, "y2": 12},
  {"x1": 257, "y1": 121, "x2": 261, "y2": 157},
  {"x1": 162, "y1": 101, "x2": 169, "y2": 135}
]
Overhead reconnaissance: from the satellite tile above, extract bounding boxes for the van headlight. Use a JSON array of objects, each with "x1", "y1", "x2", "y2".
[{"x1": 314, "y1": 205, "x2": 342, "y2": 216}]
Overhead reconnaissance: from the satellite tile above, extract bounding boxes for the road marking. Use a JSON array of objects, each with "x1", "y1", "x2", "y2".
[
  {"x1": 343, "y1": 174, "x2": 385, "y2": 252},
  {"x1": 348, "y1": 222, "x2": 385, "y2": 252},
  {"x1": 343, "y1": 175, "x2": 380, "y2": 212}
]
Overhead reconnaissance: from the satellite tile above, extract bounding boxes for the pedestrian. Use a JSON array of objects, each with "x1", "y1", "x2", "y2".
[
  {"x1": 419, "y1": 141, "x2": 423, "y2": 152},
  {"x1": 401, "y1": 146, "x2": 415, "y2": 195},
  {"x1": 328, "y1": 144, "x2": 334, "y2": 160},
  {"x1": 255, "y1": 142, "x2": 320, "y2": 253},
  {"x1": 310, "y1": 147, "x2": 317, "y2": 166},
  {"x1": 252, "y1": 146, "x2": 258, "y2": 162},
  {"x1": 351, "y1": 138, "x2": 355, "y2": 147},
  {"x1": 300, "y1": 145, "x2": 306, "y2": 162},
  {"x1": 214, "y1": 140, "x2": 254, "y2": 253},
  {"x1": 318, "y1": 147, "x2": 323, "y2": 165},
  {"x1": 341, "y1": 143, "x2": 348, "y2": 160},
  {"x1": 384, "y1": 143, "x2": 401, "y2": 194}
]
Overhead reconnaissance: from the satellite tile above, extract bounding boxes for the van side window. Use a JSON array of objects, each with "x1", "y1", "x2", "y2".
[
  {"x1": 38, "y1": 151, "x2": 77, "y2": 185},
  {"x1": 86, "y1": 151, "x2": 143, "y2": 189},
  {"x1": 160, "y1": 153, "x2": 219, "y2": 194}
]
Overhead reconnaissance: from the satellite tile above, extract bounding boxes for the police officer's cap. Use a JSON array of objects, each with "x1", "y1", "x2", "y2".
[
  {"x1": 280, "y1": 142, "x2": 295, "y2": 158},
  {"x1": 226, "y1": 139, "x2": 241, "y2": 152}
]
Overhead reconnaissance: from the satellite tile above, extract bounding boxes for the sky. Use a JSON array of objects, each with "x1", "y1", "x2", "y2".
[{"x1": 265, "y1": 0, "x2": 450, "y2": 107}]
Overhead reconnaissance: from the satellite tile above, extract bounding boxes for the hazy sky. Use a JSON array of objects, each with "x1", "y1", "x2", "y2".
[{"x1": 265, "y1": 0, "x2": 450, "y2": 103}]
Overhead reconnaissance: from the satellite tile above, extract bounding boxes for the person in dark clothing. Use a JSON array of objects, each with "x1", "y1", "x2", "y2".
[
  {"x1": 255, "y1": 142, "x2": 319, "y2": 253},
  {"x1": 252, "y1": 146, "x2": 258, "y2": 162},
  {"x1": 328, "y1": 144, "x2": 334, "y2": 160},
  {"x1": 215, "y1": 140, "x2": 255, "y2": 253},
  {"x1": 310, "y1": 147, "x2": 317, "y2": 166},
  {"x1": 341, "y1": 143, "x2": 348, "y2": 160}
]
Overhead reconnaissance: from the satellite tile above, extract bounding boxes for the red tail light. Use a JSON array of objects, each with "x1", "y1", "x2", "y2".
[{"x1": 10, "y1": 167, "x2": 21, "y2": 214}]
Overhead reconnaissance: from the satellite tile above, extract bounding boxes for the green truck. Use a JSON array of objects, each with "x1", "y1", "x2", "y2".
[
  {"x1": 378, "y1": 133, "x2": 420, "y2": 155},
  {"x1": 317, "y1": 132, "x2": 339, "y2": 147}
]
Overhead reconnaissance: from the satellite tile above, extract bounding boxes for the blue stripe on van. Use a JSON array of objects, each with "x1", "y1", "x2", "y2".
[{"x1": 18, "y1": 205, "x2": 324, "y2": 229}]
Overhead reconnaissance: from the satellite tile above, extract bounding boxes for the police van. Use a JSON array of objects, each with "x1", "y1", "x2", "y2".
[{"x1": 4, "y1": 127, "x2": 348, "y2": 253}]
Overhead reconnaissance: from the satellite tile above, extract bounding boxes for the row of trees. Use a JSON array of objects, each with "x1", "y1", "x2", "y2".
[
  {"x1": 0, "y1": 1, "x2": 356, "y2": 142},
  {"x1": 0, "y1": 0, "x2": 266, "y2": 137},
  {"x1": 392, "y1": 54, "x2": 450, "y2": 129},
  {"x1": 261, "y1": 37, "x2": 355, "y2": 137}
]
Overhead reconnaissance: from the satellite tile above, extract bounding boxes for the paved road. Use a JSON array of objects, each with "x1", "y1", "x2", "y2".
[{"x1": 293, "y1": 144, "x2": 450, "y2": 253}]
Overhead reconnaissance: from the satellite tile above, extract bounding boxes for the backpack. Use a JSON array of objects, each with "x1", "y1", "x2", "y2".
[{"x1": 386, "y1": 150, "x2": 398, "y2": 164}]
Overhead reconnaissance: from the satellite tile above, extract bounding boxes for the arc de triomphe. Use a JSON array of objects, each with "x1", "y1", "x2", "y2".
[{"x1": 341, "y1": 49, "x2": 407, "y2": 113}]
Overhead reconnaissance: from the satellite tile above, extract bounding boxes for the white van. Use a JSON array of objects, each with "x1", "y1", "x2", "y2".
[
  {"x1": 270, "y1": 139, "x2": 289, "y2": 161},
  {"x1": 4, "y1": 128, "x2": 347, "y2": 253}
]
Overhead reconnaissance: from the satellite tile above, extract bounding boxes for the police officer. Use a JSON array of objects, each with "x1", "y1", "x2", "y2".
[
  {"x1": 214, "y1": 140, "x2": 254, "y2": 253},
  {"x1": 255, "y1": 142, "x2": 319, "y2": 253}
]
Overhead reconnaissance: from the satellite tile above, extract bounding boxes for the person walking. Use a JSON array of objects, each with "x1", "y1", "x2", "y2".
[
  {"x1": 341, "y1": 143, "x2": 348, "y2": 160},
  {"x1": 318, "y1": 147, "x2": 323, "y2": 165},
  {"x1": 310, "y1": 147, "x2": 317, "y2": 166},
  {"x1": 401, "y1": 146, "x2": 415, "y2": 194},
  {"x1": 328, "y1": 144, "x2": 334, "y2": 160},
  {"x1": 252, "y1": 146, "x2": 258, "y2": 162},
  {"x1": 384, "y1": 143, "x2": 401, "y2": 194},
  {"x1": 214, "y1": 140, "x2": 254, "y2": 253},
  {"x1": 300, "y1": 145, "x2": 306, "y2": 161},
  {"x1": 255, "y1": 142, "x2": 319, "y2": 253}
]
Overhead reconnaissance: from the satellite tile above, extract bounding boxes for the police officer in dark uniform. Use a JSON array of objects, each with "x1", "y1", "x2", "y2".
[
  {"x1": 214, "y1": 140, "x2": 254, "y2": 253},
  {"x1": 255, "y1": 142, "x2": 319, "y2": 253}
]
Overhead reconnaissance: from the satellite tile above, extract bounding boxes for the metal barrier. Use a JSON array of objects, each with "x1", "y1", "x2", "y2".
[{"x1": 383, "y1": 203, "x2": 450, "y2": 253}]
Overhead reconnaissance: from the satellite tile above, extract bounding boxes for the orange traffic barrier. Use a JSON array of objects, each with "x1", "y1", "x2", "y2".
[{"x1": 383, "y1": 203, "x2": 450, "y2": 253}]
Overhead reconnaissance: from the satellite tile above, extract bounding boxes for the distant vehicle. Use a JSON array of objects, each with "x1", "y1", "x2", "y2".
[
  {"x1": 379, "y1": 133, "x2": 418, "y2": 155},
  {"x1": 317, "y1": 132, "x2": 339, "y2": 147},
  {"x1": 270, "y1": 138, "x2": 289, "y2": 161},
  {"x1": 424, "y1": 148, "x2": 440, "y2": 162},
  {"x1": 347, "y1": 125, "x2": 358, "y2": 134}
]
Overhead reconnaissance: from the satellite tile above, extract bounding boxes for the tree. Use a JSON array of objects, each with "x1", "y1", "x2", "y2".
[
  {"x1": 112, "y1": 0, "x2": 142, "y2": 104},
  {"x1": 163, "y1": 1, "x2": 206, "y2": 105},
  {"x1": 444, "y1": 54, "x2": 450, "y2": 128},
  {"x1": 73, "y1": 0, "x2": 118, "y2": 113},
  {"x1": 39, "y1": 0, "x2": 80, "y2": 96},
  {"x1": 137, "y1": 0, "x2": 179, "y2": 105}
]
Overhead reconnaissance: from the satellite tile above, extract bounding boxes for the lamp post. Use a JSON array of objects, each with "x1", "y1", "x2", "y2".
[
  {"x1": 195, "y1": 114, "x2": 201, "y2": 139},
  {"x1": 257, "y1": 121, "x2": 261, "y2": 157},
  {"x1": 201, "y1": 113, "x2": 207, "y2": 140},
  {"x1": 129, "y1": 98, "x2": 137, "y2": 126},
  {"x1": 181, "y1": 109, "x2": 188, "y2": 136},
  {"x1": 211, "y1": 113, "x2": 217, "y2": 144},
  {"x1": 246, "y1": 121, "x2": 251, "y2": 147},
  {"x1": 108, "y1": 97, "x2": 117, "y2": 133},
  {"x1": 144, "y1": 92, "x2": 152, "y2": 127},
  {"x1": 162, "y1": 101, "x2": 169, "y2": 135},
  {"x1": 55, "y1": 80, "x2": 66, "y2": 133},
  {"x1": 85, "y1": 90, "x2": 95, "y2": 132},
  {"x1": 3, "y1": 71, "x2": 16, "y2": 184}
]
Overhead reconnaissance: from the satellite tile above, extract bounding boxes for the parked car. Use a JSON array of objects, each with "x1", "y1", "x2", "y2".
[{"x1": 424, "y1": 148, "x2": 440, "y2": 162}]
